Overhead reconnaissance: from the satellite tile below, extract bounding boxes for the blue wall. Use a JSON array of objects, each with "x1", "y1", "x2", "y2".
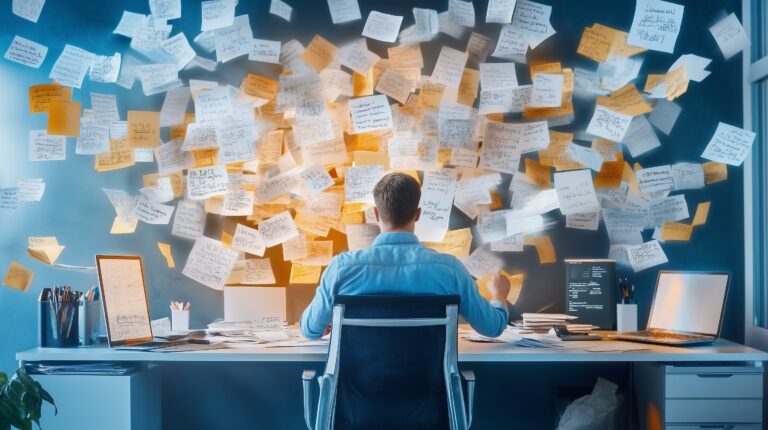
[{"x1": 0, "y1": 0, "x2": 745, "y2": 382}]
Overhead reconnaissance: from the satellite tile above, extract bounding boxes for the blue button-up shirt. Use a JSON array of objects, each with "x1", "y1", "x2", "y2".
[{"x1": 300, "y1": 232, "x2": 509, "y2": 339}]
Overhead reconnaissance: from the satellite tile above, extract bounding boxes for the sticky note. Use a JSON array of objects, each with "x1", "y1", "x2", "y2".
[
  {"x1": 110, "y1": 216, "x2": 139, "y2": 234},
  {"x1": 290, "y1": 263, "x2": 322, "y2": 284},
  {"x1": 692, "y1": 202, "x2": 711, "y2": 227},
  {"x1": 300, "y1": 35, "x2": 337, "y2": 72},
  {"x1": 127, "y1": 110, "x2": 161, "y2": 148},
  {"x1": 703, "y1": 162, "x2": 728, "y2": 184},
  {"x1": 2, "y1": 261, "x2": 34, "y2": 292},
  {"x1": 660, "y1": 221, "x2": 693, "y2": 241},
  {"x1": 158, "y1": 242, "x2": 176, "y2": 268},
  {"x1": 27, "y1": 236, "x2": 65, "y2": 265},
  {"x1": 47, "y1": 101, "x2": 81, "y2": 137}
]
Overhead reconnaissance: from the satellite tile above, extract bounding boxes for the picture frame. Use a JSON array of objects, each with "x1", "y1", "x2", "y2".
[{"x1": 95, "y1": 255, "x2": 153, "y2": 347}]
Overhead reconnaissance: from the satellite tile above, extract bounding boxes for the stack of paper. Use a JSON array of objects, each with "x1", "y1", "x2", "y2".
[{"x1": 518, "y1": 313, "x2": 578, "y2": 329}]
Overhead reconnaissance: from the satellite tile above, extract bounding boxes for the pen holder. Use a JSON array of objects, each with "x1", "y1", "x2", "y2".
[
  {"x1": 39, "y1": 300, "x2": 79, "y2": 348},
  {"x1": 171, "y1": 310, "x2": 190, "y2": 332},
  {"x1": 78, "y1": 300, "x2": 101, "y2": 346},
  {"x1": 616, "y1": 303, "x2": 638, "y2": 333}
]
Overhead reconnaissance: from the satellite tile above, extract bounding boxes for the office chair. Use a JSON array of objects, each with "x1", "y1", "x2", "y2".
[{"x1": 301, "y1": 295, "x2": 476, "y2": 430}]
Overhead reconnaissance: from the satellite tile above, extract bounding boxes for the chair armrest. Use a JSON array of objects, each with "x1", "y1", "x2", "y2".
[
  {"x1": 302, "y1": 370, "x2": 317, "y2": 430},
  {"x1": 460, "y1": 370, "x2": 476, "y2": 429}
]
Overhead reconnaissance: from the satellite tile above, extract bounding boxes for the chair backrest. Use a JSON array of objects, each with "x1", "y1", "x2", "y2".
[{"x1": 325, "y1": 295, "x2": 461, "y2": 430}]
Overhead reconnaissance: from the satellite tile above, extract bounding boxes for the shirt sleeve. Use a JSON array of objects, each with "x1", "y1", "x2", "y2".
[
  {"x1": 453, "y1": 261, "x2": 509, "y2": 338},
  {"x1": 299, "y1": 260, "x2": 339, "y2": 339}
]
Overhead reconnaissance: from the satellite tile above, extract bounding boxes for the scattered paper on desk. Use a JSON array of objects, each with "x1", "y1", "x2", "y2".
[
  {"x1": 362, "y1": 11, "x2": 402, "y2": 43},
  {"x1": 182, "y1": 236, "x2": 239, "y2": 290},
  {"x1": 709, "y1": 13, "x2": 750, "y2": 60},
  {"x1": 290, "y1": 263, "x2": 322, "y2": 284},
  {"x1": 4, "y1": 36, "x2": 47, "y2": 68},
  {"x1": 627, "y1": 0, "x2": 684, "y2": 53},
  {"x1": 27, "y1": 237, "x2": 65, "y2": 265},
  {"x1": 701, "y1": 122, "x2": 756, "y2": 166},
  {"x1": 627, "y1": 240, "x2": 668, "y2": 272},
  {"x1": 2, "y1": 261, "x2": 34, "y2": 292},
  {"x1": 157, "y1": 242, "x2": 176, "y2": 268}
]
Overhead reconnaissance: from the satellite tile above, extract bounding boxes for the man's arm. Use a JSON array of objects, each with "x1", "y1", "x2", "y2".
[
  {"x1": 299, "y1": 260, "x2": 339, "y2": 339},
  {"x1": 453, "y1": 263, "x2": 510, "y2": 338}
]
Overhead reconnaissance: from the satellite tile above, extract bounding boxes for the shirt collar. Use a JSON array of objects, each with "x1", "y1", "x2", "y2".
[{"x1": 372, "y1": 232, "x2": 420, "y2": 247}]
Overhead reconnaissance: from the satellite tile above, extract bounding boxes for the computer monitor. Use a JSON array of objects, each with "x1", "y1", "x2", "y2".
[{"x1": 647, "y1": 271, "x2": 730, "y2": 336}]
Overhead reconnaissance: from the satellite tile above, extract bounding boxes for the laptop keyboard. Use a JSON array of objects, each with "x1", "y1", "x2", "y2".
[{"x1": 633, "y1": 331, "x2": 706, "y2": 340}]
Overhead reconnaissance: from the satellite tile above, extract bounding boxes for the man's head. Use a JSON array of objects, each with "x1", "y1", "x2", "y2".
[{"x1": 372, "y1": 173, "x2": 422, "y2": 232}]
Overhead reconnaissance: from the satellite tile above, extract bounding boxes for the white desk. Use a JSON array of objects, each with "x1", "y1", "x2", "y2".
[{"x1": 17, "y1": 337, "x2": 768, "y2": 430}]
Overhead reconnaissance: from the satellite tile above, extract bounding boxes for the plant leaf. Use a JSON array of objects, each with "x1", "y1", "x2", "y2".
[
  {"x1": 34, "y1": 383, "x2": 55, "y2": 415},
  {"x1": 0, "y1": 399, "x2": 25, "y2": 429}
]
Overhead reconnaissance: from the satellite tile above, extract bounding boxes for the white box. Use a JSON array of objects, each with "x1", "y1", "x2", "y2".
[
  {"x1": 616, "y1": 303, "x2": 637, "y2": 333},
  {"x1": 224, "y1": 286, "x2": 286, "y2": 322}
]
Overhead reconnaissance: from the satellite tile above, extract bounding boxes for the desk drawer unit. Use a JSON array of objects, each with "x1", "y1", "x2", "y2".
[{"x1": 635, "y1": 363, "x2": 764, "y2": 429}]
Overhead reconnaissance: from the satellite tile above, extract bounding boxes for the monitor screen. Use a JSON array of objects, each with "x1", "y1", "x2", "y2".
[{"x1": 647, "y1": 272, "x2": 729, "y2": 335}]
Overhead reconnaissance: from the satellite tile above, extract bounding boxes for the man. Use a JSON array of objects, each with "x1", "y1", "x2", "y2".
[{"x1": 300, "y1": 172, "x2": 511, "y2": 339}]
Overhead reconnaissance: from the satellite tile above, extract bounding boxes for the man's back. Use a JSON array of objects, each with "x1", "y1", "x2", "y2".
[{"x1": 300, "y1": 232, "x2": 509, "y2": 339}]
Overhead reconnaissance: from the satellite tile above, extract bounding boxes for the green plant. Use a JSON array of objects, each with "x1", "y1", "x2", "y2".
[{"x1": 0, "y1": 368, "x2": 55, "y2": 430}]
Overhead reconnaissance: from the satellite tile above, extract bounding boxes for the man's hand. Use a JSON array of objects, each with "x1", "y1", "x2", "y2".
[{"x1": 486, "y1": 272, "x2": 510, "y2": 303}]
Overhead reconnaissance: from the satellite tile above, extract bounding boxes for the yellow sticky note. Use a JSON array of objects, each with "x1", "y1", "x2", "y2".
[
  {"x1": 524, "y1": 158, "x2": 552, "y2": 188},
  {"x1": 290, "y1": 263, "x2": 322, "y2": 284},
  {"x1": 703, "y1": 162, "x2": 728, "y2": 184},
  {"x1": 158, "y1": 242, "x2": 176, "y2": 268},
  {"x1": 594, "y1": 160, "x2": 624, "y2": 189},
  {"x1": 418, "y1": 82, "x2": 445, "y2": 109},
  {"x1": 29, "y1": 83, "x2": 72, "y2": 113},
  {"x1": 2, "y1": 261, "x2": 34, "y2": 292},
  {"x1": 353, "y1": 70, "x2": 374, "y2": 96},
  {"x1": 692, "y1": 202, "x2": 711, "y2": 227},
  {"x1": 530, "y1": 62, "x2": 561, "y2": 77},
  {"x1": 299, "y1": 241, "x2": 334, "y2": 266},
  {"x1": 644, "y1": 74, "x2": 664, "y2": 93},
  {"x1": 661, "y1": 222, "x2": 694, "y2": 241},
  {"x1": 422, "y1": 228, "x2": 473, "y2": 259},
  {"x1": 241, "y1": 74, "x2": 279, "y2": 100},
  {"x1": 27, "y1": 237, "x2": 65, "y2": 265},
  {"x1": 127, "y1": 110, "x2": 161, "y2": 148},
  {"x1": 300, "y1": 35, "x2": 337, "y2": 72},
  {"x1": 477, "y1": 271, "x2": 524, "y2": 304},
  {"x1": 47, "y1": 101, "x2": 81, "y2": 137},
  {"x1": 596, "y1": 84, "x2": 652, "y2": 116},
  {"x1": 95, "y1": 139, "x2": 135, "y2": 172},
  {"x1": 170, "y1": 113, "x2": 196, "y2": 141},
  {"x1": 577, "y1": 24, "x2": 619, "y2": 63},
  {"x1": 664, "y1": 66, "x2": 688, "y2": 101},
  {"x1": 527, "y1": 235, "x2": 556, "y2": 264},
  {"x1": 110, "y1": 216, "x2": 138, "y2": 234},
  {"x1": 610, "y1": 30, "x2": 647, "y2": 57},
  {"x1": 458, "y1": 68, "x2": 480, "y2": 107}
]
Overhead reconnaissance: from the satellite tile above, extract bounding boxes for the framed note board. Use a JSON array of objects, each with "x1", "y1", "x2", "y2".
[{"x1": 96, "y1": 255, "x2": 153, "y2": 347}]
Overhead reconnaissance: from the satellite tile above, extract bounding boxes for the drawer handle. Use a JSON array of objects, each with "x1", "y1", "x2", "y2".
[{"x1": 696, "y1": 373, "x2": 734, "y2": 378}]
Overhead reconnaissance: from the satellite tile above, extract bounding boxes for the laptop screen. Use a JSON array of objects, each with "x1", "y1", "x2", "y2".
[{"x1": 647, "y1": 272, "x2": 729, "y2": 335}]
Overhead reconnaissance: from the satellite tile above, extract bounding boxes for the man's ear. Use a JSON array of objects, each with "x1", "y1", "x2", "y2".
[
  {"x1": 373, "y1": 207, "x2": 380, "y2": 222},
  {"x1": 413, "y1": 208, "x2": 421, "y2": 223}
]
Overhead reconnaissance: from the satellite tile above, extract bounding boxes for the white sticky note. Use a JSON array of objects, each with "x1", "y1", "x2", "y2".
[
  {"x1": 159, "y1": 87, "x2": 191, "y2": 127},
  {"x1": 415, "y1": 168, "x2": 458, "y2": 241},
  {"x1": 486, "y1": 0, "x2": 516, "y2": 24},
  {"x1": 709, "y1": 13, "x2": 750, "y2": 60},
  {"x1": 627, "y1": 0, "x2": 684, "y2": 53},
  {"x1": 259, "y1": 211, "x2": 300, "y2": 247},
  {"x1": 462, "y1": 246, "x2": 504, "y2": 279},
  {"x1": 131, "y1": 196, "x2": 175, "y2": 225},
  {"x1": 413, "y1": 8, "x2": 439, "y2": 38},
  {"x1": 186, "y1": 165, "x2": 229, "y2": 200},
  {"x1": 76, "y1": 118, "x2": 110, "y2": 155},
  {"x1": 149, "y1": 0, "x2": 181, "y2": 20},
  {"x1": 12, "y1": 0, "x2": 45, "y2": 23},
  {"x1": 172, "y1": 200, "x2": 207, "y2": 240},
  {"x1": 623, "y1": 115, "x2": 661, "y2": 158},
  {"x1": 249, "y1": 39, "x2": 281, "y2": 63},
  {"x1": 567, "y1": 144, "x2": 603, "y2": 172},
  {"x1": 299, "y1": 164, "x2": 335, "y2": 194},
  {"x1": 554, "y1": 169, "x2": 600, "y2": 216},
  {"x1": 492, "y1": 25, "x2": 529, "y2": 61},
  {"x1": 448, "y1": 0, "x2": 475, "y2": 27},
  {"x1": 510, "y1": 0, "x2": 556, "y2": 48},
  {"x1": 49, "y1": 44, "x2": 95, "y2": 89},
  {"x1": 201, "y1": 0, "x2": 235, "y2": 31},
  {"x1": 345, "y1": 164, "x2": 384, "y2": 203},
  {"x1": 566, "y1": 212, "x2": 600, "y2": 231},
  {"x1": 636, "y1": 165, "x2": 674, "y2": 194},
  {"x1": 586, "y1": 105, "x2": 633, "y2": 142},
  {"x1": 648, "y1": 99, "x2": 681, "y2": 135},
  {"x1": 214, "y1": 15, "x2": 252, "y2": 63},
  {"x1": 89, "y1": 53, "x2": 121, "y2": 83},
  {"x1": 270, "y1": 0, "x2": 292, "y2": 21},
  {"x1": 232, "y1": 224, "x2": 267, "y2": 256},
  {"x1": 114, "y1": 11, "x2": 148, "y2": 38},
  {"x1": 29, "y1": 130, "x2": 65, "y2": 161},
  {"x1": 4, "y1": 36, "x2": 47, "y2": 68},
  {"x1": 362, "y1": 11, "x2": 403, "y2": 43},
  {"x1": 349, "y1": 95, "x2": 393, "y2": 134},
  {"x1": 327, "y1": 0, "x2": 361, "y2": 24},
  {"x1": 160, "y1": 33, "x2": 196, "y2": 70},
  {"x1": 671, "y1": 162, "x2": 705, "y2": 191},
  {"x1": 530, "y1": 73, "x2": 563, "y2": 108},
  {"x1": 17, "y1": 178, "x2": 45, "y2": 203},
  {"x1": 626, "y1": 240, "x2": 668, "y2": 272},
  {"x1": 182, "y1": 236, "x2": 239, "y2": 290},
  {"x1": 701, "y1": 122, "x2": 756, "y2": 166},
  {"x1": 479, "y1": 62, "x2": 518, "y2": 90},
  {"x1": 431, "y1": 46, "x2": 468, "y2": 87}
]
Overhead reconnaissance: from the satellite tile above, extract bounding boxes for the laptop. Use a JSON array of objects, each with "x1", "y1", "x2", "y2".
[{"x1": 612, "y1": 271, "x2": 730, "y2": 346}]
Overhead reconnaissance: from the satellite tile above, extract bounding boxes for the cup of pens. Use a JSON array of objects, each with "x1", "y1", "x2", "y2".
[
  {"x1": 78, "y1": 287, "x2": 101, "y2": 346},
  {"x1": 617, "y1": 278, "x2": 638, "y2": 333},
  {"x1": 171, "y1": 301, "x2": 190, "y2": 332},
  {"x1": 39, "y1": 286, "x2": 81, "y2": 348}
]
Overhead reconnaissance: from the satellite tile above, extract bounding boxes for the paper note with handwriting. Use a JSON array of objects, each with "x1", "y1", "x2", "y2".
[
  {"x1": 201, "y1": 0, "x2": 235, "y2": 31},
  {"x1": 214, "y1": 15, "x2": 252, "y2": 63},
  {"x1": 149, "y1": 0, "x2": 180, "y2": 20},
  {"x1": 328, "y1": 0, "x2": 361, "y2": 24},
  {"x1": 131, "y1": 196, "x2": 175, "y2": 225},
  {"x1": 2, "y1": 261, "x2": 34, "y2": 292},
  {"x1": 49, "y1": 44, "x2": 94, "y2": 89},
  {"x1": 299, "y1": 164, "x2": 335, "y2": 194},
  {"x1": 29, "y1": 130, "x2": 65, "y2": 161},
  {"x1": 530, "y1": 73, "x2": 563, "y2": 108},
  {"x1": 701, "y1": 122, "x2": 756, "y2": 166},
  {"x1": 462, "y1": 245, "x2": 503, "y2": 279},
  {"x1": 232, "y1": 223, "x2": 267, "y2": 256},
  {"x1": 76, "y1": 118, "x2": 110, "y2": 155},
  {"x1": 29, "y1": 83, "x2": 71, "y2": 113},
  {"x1": 554, "y1": 169, "x2": 600, "y2": 215},
  {"x1": 249, "y1": 39, "x2": 281, "y2": 64},
  {"x1": 627, "y1": 0, "x2": 684, "y2": 53},
  {"x1": 709, "y1": 13, "x2": 750, "y2": 60},
  {"x1": 12, "y1": 0, "x2": 45, "y2": 22},
  {"x1": 345, "y1": 164, "x2": 384, "y2": 203},
  {"x1": 346, "y1": 223, "x2": 381, "y2": 251},
  {"x1": 479, "y1": 62, "x2": 518, "y2": 91},
  {"x1": 270, "y1": 0, "x2": 292, "y2": 21},
  {"x1": 259, "y1": 211, "x2": 300, "y2": 247},
  {"x1": 183, "y1": 236, "x2": 239, "y2": 290},
  {"x1": 155, "y1": 138, "x2": 193, "y2": 174},
  {"x1": 486, "y1": 0, "x2": 516, "y2": 23},
  {"x1": 4, "y1": 36, "x2": 47, "y2": 68},
  {"x1": 17, "y1": 179, "x2": 45, "y2": 202},
  {"x1": 290, "y1": 263, "x2": 322, "y2": 284},
  {"x1": 626, "y1": 240, "x2": 668, "y2": 272},
  {"x1": 362, "y1": 11, "x2": 402, "y2": 43},
  {"x1": 650, "y1": 194, "x2": 689, "y2": 226},
  {"x1": 27, "y1": 237, "x2": 65, "y2": 265},
  {"x1": 586, "y1": 105, "x2": 632, "y2": 142},
  {"x1": 0, "y1": 189, "x2": 18, "y2": 210},
  {"x1": 431, "y1": 46, "x2": 468, "y2": 87},
  {"x1": 480, "y1": 121, "x2": 549, "y2": 173},
  {"x1": 636, "y1": 165, "x2": 674, "y2": 194},
  {"x1": 415, "y1": 168, "x2": 458, "y2": 242},
  {"x1": 172, "y1": 200, "x2": 207, "y2": 240},
  {"x1": 349, "y1": 95, "x2": 393, "y2": 133},
  {"x1": 241, "y1": 258, "x2": 277, "y2": 285},
  {"x1": 127, "y1": 111, "x2": 160, "y2": 148},
  {"x1": 91, "y1": 92, "x2": 120, "y2": 123},
  {"x1": 375, "y1": 70, "x2": 413, "y2": 105},
  {"x1": 186, "y1": 165, "x2": 229, "y2": 200},
  {"x1": 566, "y1": 211, "x2": 600, "y2": 231},
  {"x1": 671, "y1": 162, "x2": 705, "y2": 191}
]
